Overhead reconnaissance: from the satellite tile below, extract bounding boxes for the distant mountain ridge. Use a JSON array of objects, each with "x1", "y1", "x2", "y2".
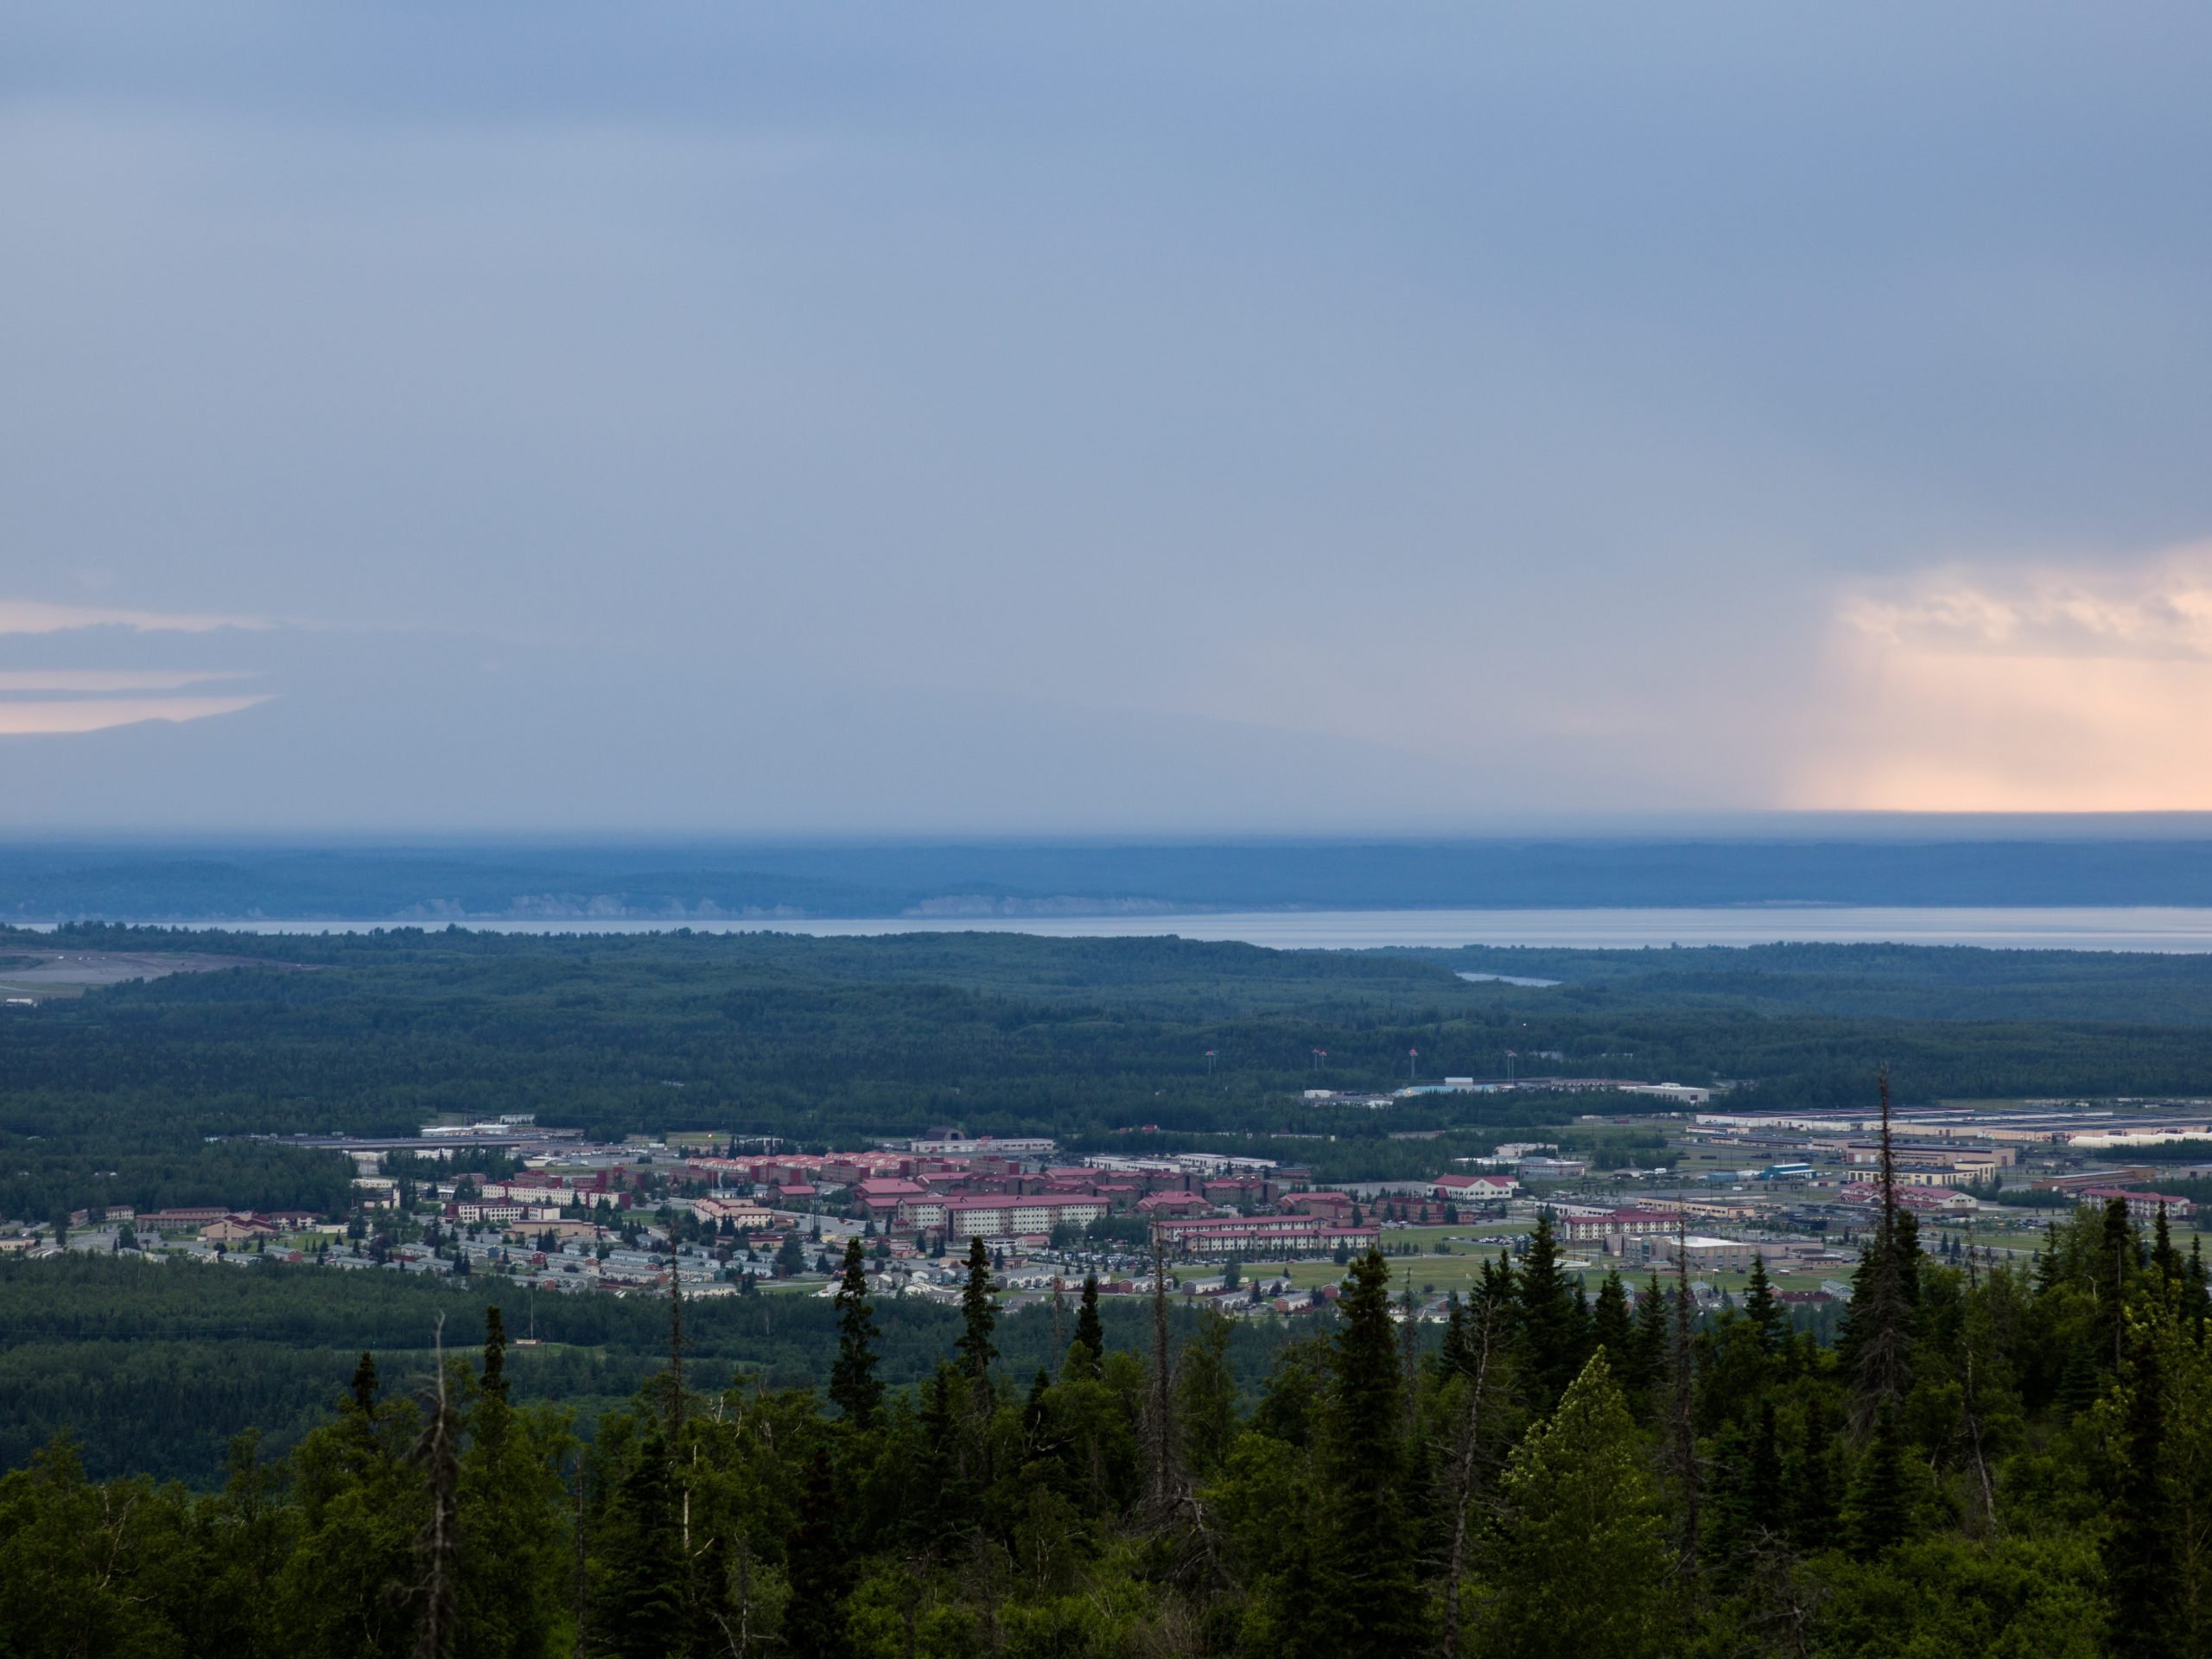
[{"x1": 6, "y1": 836, "x2": 2212, "y2": 920}]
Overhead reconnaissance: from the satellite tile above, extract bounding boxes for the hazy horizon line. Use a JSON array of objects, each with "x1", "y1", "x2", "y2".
[{"x1": 10, "y1": 812, "x2": 2212, "y2": 849}]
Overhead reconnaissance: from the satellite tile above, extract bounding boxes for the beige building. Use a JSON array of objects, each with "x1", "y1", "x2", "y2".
[{"x1": 200, "y1": 1217, "x2": 278, "y2": 1244}]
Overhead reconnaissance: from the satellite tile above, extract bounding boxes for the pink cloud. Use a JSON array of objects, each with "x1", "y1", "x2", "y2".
[
  {"x1": 0, "y1": 600, "x2": 275, "y2": 635},
  {"x1": 0, "y1": 670, "x2": 254, "y2": 692},
  {"x1": 0, "y1": 695, "x2": 274, "y2": 735},
  {"x1": 1794, "y1": 546, "x2": 2212, "y2": 810}
]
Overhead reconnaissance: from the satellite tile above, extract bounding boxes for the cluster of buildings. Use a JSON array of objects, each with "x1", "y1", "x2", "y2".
[
  {"x1": 11, "y1": 1128, "x2": 1527, "y2": 1282},
  {"x1": 21, "y1": 1095, "x2": 2200, "y2": 1307},
  {"x1": 1676, "y1": 1102, "x2": 2201, "y2": 1225},
  {"x1": 666, "y1": 1143, "x2": 1422, "y2": 1257}
]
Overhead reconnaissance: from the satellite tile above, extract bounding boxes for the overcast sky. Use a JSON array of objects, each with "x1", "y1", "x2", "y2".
[{"x1": 5, "y1": 2, "x2": 2211, "y2": 831}]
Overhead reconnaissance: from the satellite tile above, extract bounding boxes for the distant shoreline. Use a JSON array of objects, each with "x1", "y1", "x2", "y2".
[{"x1": 21, "y1": 905, "x2": 2212, "y2": 952}]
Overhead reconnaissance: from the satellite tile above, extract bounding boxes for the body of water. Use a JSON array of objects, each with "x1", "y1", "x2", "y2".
[{"x1": 35, "y1": 905, "x2": 2212, "y2": 951}]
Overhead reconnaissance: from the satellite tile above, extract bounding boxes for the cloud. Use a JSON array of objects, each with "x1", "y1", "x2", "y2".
[
  {"x1": 0, "y1": 600, "x2": 276, "y2": 635},
  {"x1": 1840, "y1": 549, "x2": 2212, "y2": 663},
  {"x1": 0, "y1": 694, "x2": 273, "y2": 736},
  {"x1": 1795, "y1": 547, "x2": 2212, "y2": 810},
  {"x1": 0, "y1": 614, "x2": 273, "y2": 738},
  {"x1": 0, "y1": 669, "x2": 256, "y2": 691},
  {"x1": 5, "y1": 3, "x2": 2212, "y2": 828}
]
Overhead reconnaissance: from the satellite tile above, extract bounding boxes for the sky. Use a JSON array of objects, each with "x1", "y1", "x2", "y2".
[{"x1": 4, "y1": 2, "x2": 2211, "y2": 832}]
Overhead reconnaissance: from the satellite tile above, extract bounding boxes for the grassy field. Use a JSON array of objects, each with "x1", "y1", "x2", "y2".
[{"x1": 0, "y1": 979, "x2": 85, "y2": 1000}]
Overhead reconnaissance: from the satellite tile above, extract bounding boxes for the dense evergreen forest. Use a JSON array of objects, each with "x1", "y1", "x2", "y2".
[
  {"x1": 0, "y1": 1255, "x2": 1264, "y2": 1485},
  {"x1": 12, "y1": 925, "x2": 2212, "y2": 1224},
  {"x1": 7, "y1": 1202, "x2": 2209, "y2": 1657}
]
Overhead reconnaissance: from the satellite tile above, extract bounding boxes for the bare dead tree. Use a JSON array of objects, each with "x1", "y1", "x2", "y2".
[
  {"x1": 572, "y1": 1453, "x2": 591, "y2": 1659},
  {"x1": 965, "y1": 1533, "x2": 1010, "y2": 1658},
  {"x1": 668, "y1": 1268, "x2": 688, "y2": 1443},
  {"x1": 1400, "y1": 1282, "x2": 1421, "y2": 1423},
  {"x1": 1438, "y1": 1294, "x2": 1498, "y2": 1658},
  {"x1": 1149, "y1": 1222, "x2": 1177, "y2": 1507},
  {"x1": 1670, "y1": 1211, "x2": 1700, "y2": 1580},
  {"x1": 1959, "y1": 1248, "x2": 2000, "y2": 1537},
  {"x1": 703, "y1": 1534, "x2": 767, "y2": 1659},
  {"x1": 409, "y1": 1313, "x2": 461, "y2": 1659},
  {"x1": 1739, "y1": 1538, "x2": 1822, "y2": 1659}
]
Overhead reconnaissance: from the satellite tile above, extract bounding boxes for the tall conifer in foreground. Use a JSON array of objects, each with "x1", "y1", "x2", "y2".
[
  {"x1": 1743, "y1": 1255, "x2": 1783, "y2": 1357},
  {"x1": 1847, "y1": 1070, "x2": 1915, "y2": 1429},
  {"x1": 829, "y1": 1238, "x2": 883, "y2": 1430},
  {"x1": 1592, "y1": 1268, "x2": 1635, "y2": 1372},
  {"x1": 1070, "y1": 1273, "x2": 1105, "y2": 1378},
  {"x1": 955, "y1": 1236, "x2": 998, "y2": 1387},
  {"x1": 784, "y1": 1447, "x2": 852, "y2": 1659},
  {"x1": 1314, "y1": 1248, "x2": 1425, "y2": 1659},
  {"x1": 1479, "y1": 1351, "x2": 1675, "y2": 1659},
  {"x1": 593, "y1": 1432, "x2": 683, "y2": 1659},
  {"x1": 1515, "y1": 1210, "x2": 1582, "y2": 1408},
  {"x1": 2107, "y1": 1332, "x2": 2178, "y2": 1659},
  {"x1": 1842, "y1": 1404, "x2": 1909, "y2": 1560}
]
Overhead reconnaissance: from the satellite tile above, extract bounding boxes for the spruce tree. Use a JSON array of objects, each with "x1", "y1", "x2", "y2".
[
  {"x1": 1316, "y1": 1249, "x2": 1427, "y2": 1658},
  {"x1": 1846, "y1": 1071, "x2": 1915, "y2": 1427},
  {"x1": 2100, "y1": 1198, "x2": 2142, "y2": 1370},
  {"x1": 1472, "y1": 1251, "x2": 1517, "y2": 1346},
  {"x1": 1666, "y1": 1266, "x2": 1700, "y2": 1575},
  {"x1": 829, "y1": 1238, "x2": 883, "y2": 1430},
  {"x1": 1842, "y1": 1405, "x2": 1910, "y2": 1560},
  {"x1": 480, "y1": 1306, "x2": 508, "y2": 1405},
  {"x1": 2058, "y1": 1334, "x2": 2103, "y2": 1421},
  {"x1": 594, "y1": 1433, "x2": 685, "y2": 1659},
  {"x1": 1515, "y1": 1211, "x2": 1584, "y2": 1407},
  {"x1": 955, "y1": 1236, "x2": 998, "y2": 1386},
  {"x1": 1592, "y1": 1269, "x2": 1635, "y2": 1372},
  {"x1": 1478, "y1": 1351, "x2": 1676, "y2": 1659},
  {"x1": 1895, "y1": 1209, "x2": 1924, "y2": 1309},
  {"x1": 2105, "y1": 1195, "x2": 2143, "y2": 1270},
  {"x1": 1742, "y1": 1255, "x2": 1784, "y2": 1357},
  {"x1": 908, "y1": 1364, "x2": 970, "y2": 1546},
  {"x1": 1176, "y1": 1308, "x2": 1241, "y2": 1480},
  {"x1": 455, "y1": 1307, "x2": 567, "y2": 1659},
  {"x1": 1745, "y1": 1402, "x2": 1783, "y2": 1545},
  {"x1": 1069, "y1": 1273, "x2": 1104, "y2": 1378},
  {"x1": 1440, "y1": 1291, "x2": 1472, "y2": 1380},
  {"x1": 1630, "y1": 1275, "x2": 1670, "y2": 1406},
  {"x1": 1789, "y1": 1394, "x2": 1839, "y2": 1551},
  {"x1": 2153, "y1": 1203, "x2": 2179, "y2": 1288},
  {"x1": 2190, "y1": 1239, "x2": 2209, "y2": 1342},
  {"x1": 783, "y1": 1447, "x2": 852, "y2": 1659},
  {"x1": 277, "y1": 1357, "x2": 420, "y2": 1656},
  {"x1": 2107, "y1": 1333, "x2": 2178, "y2": 1659},
  {"x1": 350, "y1": 1351, "x2": 379, "y2": 1421}
]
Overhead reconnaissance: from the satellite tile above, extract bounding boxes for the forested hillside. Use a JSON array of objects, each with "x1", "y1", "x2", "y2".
[{"x1": 4, "y1": 1205, "x2": 2206, "y2": 1657}]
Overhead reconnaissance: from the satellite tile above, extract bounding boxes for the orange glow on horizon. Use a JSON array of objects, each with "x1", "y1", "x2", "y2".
[{"x1": 1792, "y1": 549, "x2": 2212, "y2": 810}]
